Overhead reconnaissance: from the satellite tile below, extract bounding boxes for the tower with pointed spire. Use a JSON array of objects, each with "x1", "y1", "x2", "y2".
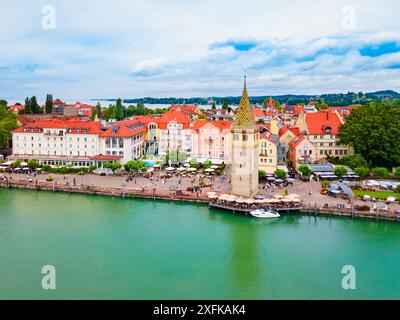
[{"x1": 230, "y1": 75, "x2": 260, "y2": 197}]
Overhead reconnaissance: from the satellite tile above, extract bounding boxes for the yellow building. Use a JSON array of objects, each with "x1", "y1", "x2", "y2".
[{"x1": 258, "y1": 119, "x2": 279, "y2": 173}]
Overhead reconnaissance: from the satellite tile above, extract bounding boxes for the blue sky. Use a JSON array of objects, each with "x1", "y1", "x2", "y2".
[{"x1": 0, "y1": 0, "x2": 400, "y2": 100}]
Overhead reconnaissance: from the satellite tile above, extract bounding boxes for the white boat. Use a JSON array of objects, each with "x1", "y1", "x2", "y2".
[{"x1": 250, "y1": 208, "x2": 280, "y2": 219}]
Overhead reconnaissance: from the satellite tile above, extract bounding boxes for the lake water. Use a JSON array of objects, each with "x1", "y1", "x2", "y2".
[{"x1": 0, "y1": 188, "x2": 399, "y2": 299}]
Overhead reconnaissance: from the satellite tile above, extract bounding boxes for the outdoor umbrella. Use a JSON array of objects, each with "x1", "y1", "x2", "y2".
[
  {"x1": 210, "y1": 165, "x2": 219, "y2": 169},
  {"x1": 267, "y1": 177, "x2": 275, "y2": 181},
  {"x1": 165, "y1": 167, "x2": 175, "y2": 171},
  {"x1": 186, "y1": 168, "x2": 197, "y2": 172},
  {"x1": 176, "y1": 167, "x2": 186, "y2": 172},
  {"x1": 274, "y1": 195, "x2": 284, "y2": 199},
  {"x1": 204, "y1": 168, "x2": 215, "y2": 173},
  {"x1": 254, "y1": 194, "x2": 266, "y2": 199},
  {"x1": 235, "y1": 197, "x2": 245, "y2": 203}
]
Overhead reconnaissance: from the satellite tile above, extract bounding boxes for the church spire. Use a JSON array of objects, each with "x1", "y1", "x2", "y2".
[{"x1": 233, "y1": 74, "x2": 257, "y2": 130}]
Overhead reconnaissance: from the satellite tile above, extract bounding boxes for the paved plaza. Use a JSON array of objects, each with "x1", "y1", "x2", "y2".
[{"x1": 2, "y1": 169, "x2": 399, "y2": 213}]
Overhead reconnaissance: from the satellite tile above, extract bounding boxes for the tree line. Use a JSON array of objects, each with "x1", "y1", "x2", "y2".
[{"x1": 100, "y1": 99, "x2": 167, "y2": 121}]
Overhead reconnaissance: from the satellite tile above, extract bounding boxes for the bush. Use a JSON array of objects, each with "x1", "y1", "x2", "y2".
[
  {"x1": 189, "y1": 160, "x2": 200, "y2": 168},
  {"x1": 10, "y1": 160, "x2": 22, "y2": 169},
  {"x1": 297, "y1": 164, "x2": 312, "y2": 176},
  {"x1": 274, "y1": 169, "x2": 287, "y2": 180},
  {"x1": 333, "y1": 166, "x2": 348, "y2": 179},
  {"x1": 342, "y1": 155, "x2": 368, "y2": 168},
  {"x1": 394, "y1": 167, "x2": 400, "y2": 178},
  {"x1": 258, "y1": 170, "x2": 266, "y2": 180},
  {"x1": 371, "y1": 167, "x2": 388, "y2": 177},
  {"x1": 320, "y1": 181, "x2": 329, "y2": 189},
  {"x1": 27, "y1": 159, "x2": 39, "y2": 171},
  {"x1": 124, "y1": 160, "x2": 145, "y2": 172},
  {"x1": 354, "y1": 166, "x2": 370, "y2": 178}
]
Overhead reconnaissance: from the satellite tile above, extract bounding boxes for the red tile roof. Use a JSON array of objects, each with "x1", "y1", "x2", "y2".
[
  {"x1": 279, "y1": 125, "x2": 301, "y2": 137},
  {"x1": 192, "y1": 119, "x2": 232, "y2": 130},
  {"x1": 53, "y1": 99, "x2": 64, "y2": 105},
  {"x1": 252, "y1": 107, "x2": 265, "y2": 118},
  {"x1": 157, "y1": 111, "x2": 191, "y2": 129},
  {"x1": 9, "y1": 104, "x2": 24, "y2": 112},
  {"x1": 304, "y1": 111, "x2": 343, "y2": 135},
  {"x1": 11, "y1": 118, "x2": 103, "y2": 134},
  {"x1": 288, "y1": 136, "x2": 305, "y2": 148},
  {"x1": 169, "y1": 105, "x2": 201, "y2": 115},
  {"x1": 292, "y1": 105, "x2": 305, "y2": 116},
  {"x1": 100, "y1": 121, "x2": 146, "y2": 138}
]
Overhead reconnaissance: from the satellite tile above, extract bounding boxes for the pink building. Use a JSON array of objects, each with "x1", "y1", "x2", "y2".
[{"x1": 191, "y1": 119, "x2": 232, "y2": 163}]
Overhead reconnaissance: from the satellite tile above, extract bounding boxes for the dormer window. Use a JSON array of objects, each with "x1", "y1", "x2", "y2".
[
  {"x1": 325, "y1": 127, "x2": 331, "y2": 134},
  {"x1": 112, "y1": 126, "x2": 119, "y2": 134}
]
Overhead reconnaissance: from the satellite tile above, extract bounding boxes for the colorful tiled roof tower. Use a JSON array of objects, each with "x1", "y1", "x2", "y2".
[{"x1": 233, "y1": 75, "x2": 257, "y2": 130}]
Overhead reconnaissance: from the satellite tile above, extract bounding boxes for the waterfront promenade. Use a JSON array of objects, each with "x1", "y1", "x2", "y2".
[{"x1": 1, "y1": 171, "x2": 399, "y2": 222}]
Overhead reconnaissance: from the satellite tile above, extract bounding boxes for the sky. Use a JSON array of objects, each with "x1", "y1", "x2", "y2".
[{"x1": 0, "y1": 0, "x2": 400, "y2": 100}]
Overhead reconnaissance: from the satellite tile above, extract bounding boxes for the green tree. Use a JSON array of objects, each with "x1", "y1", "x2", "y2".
[
  {"x1": 124, "y1": 160, "x2": 146, "y2": 172},
  {"x1": 342, "y1": 155, "x2": 368, "y2": 168},
  {"x1": 103, "y1": 104, "x2": 116, "y2": 121},
  {"x1": 211, "y1": 102, "x2": 216, "y2": 112},
  {"x1": 0, "y1": 105, "x2": 18, "y2": 148},
  {"x1": 274, "y1": 99, "x2": 283, "y2": 111},
  {"x1": 0, "y1": 100, "x2": 7, "y2": 107},
  {"x1": 114, "y1": 98, "x2": 126, "y2": 121},
  {"x1": 297, "y1": 164, "x2": 312, "y2": 177},
  {"x1": 104, "y1": 161, "x2": 121, "y2": 173},
  {"x1": 258, "y1": 170, "x2": 266, "y2": 180},
  {"x1": 24, "y1": 97, "x2": 31, "y2": 114},
  {"x1": 354, "y1": 166, "x2": 370, "y2": 178},
  {"x1": 395, "y1": 167, "x2": 400, "y2": 178},
  {"x1": 371, "y1": 167, "x2": 388, "y2": 177},
  {"x1": 45, "y1": 94, "x2": 53, "y2": 114},
  {"x1": 91, "y1": 103, "x2": 102, "y2": 120},
  {"x1": 333, "y1": 166, "x2": 348, "y2": 179},
  {"x1": 339, "y1": 101, "x2": 400, "y2": 168},
  {"x1": 30, "y1": 96, "x2": 41, "y2": 114},
  {"x1": 221, "y1": 98, "x2": 228, "y2": 110},
  {"x1": 166, "y1": 150, "x2": 187, "y2": 164},
  {"x1": 27, "y1": 159, "x2": 40, "y2": 171},
  {"x1": 274, "y1": 169, "x2": 287, "y2": 180},
  {"x1": 10, "y1": 160, "x2": 22, "y2": 169}
]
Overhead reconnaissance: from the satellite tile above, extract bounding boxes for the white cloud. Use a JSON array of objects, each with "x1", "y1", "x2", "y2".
[{"x1": 0, "y1": 0, "x2": 400, "y2": 99}]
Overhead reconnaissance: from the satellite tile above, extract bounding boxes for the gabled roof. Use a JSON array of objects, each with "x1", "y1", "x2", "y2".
[
  {"x1": 157, "y1": 111, "x2": 191, "y2": 129},
  {"x1": 288, "y1": 136, "x2": 306, "y2": 149},
  {"x1": 279, "y1": 125, "x2": 301, "y2": 137},
  {"x1": 100, "y1": 121, "x2": 146, "y2": 138},
  {"x1": 304, "y1": 111, "x2": 343, "y2": 135},
  {"x1": 169, "y1": 105, "x2": 201, "y2": 115},
  {"x1": 252, "y1": 107, "x2": 265, "y2": 118},
  {"x1": 192, "y1": 119, "x2": 232, "y2": 131},
  {"x1": 260, "y1": 131, "x2": 279, "y2": 144}
]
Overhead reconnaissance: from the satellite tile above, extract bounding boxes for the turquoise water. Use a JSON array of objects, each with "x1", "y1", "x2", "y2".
[{"x1": 0, "y1": 188, "x2": 399, "y2": 300}]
